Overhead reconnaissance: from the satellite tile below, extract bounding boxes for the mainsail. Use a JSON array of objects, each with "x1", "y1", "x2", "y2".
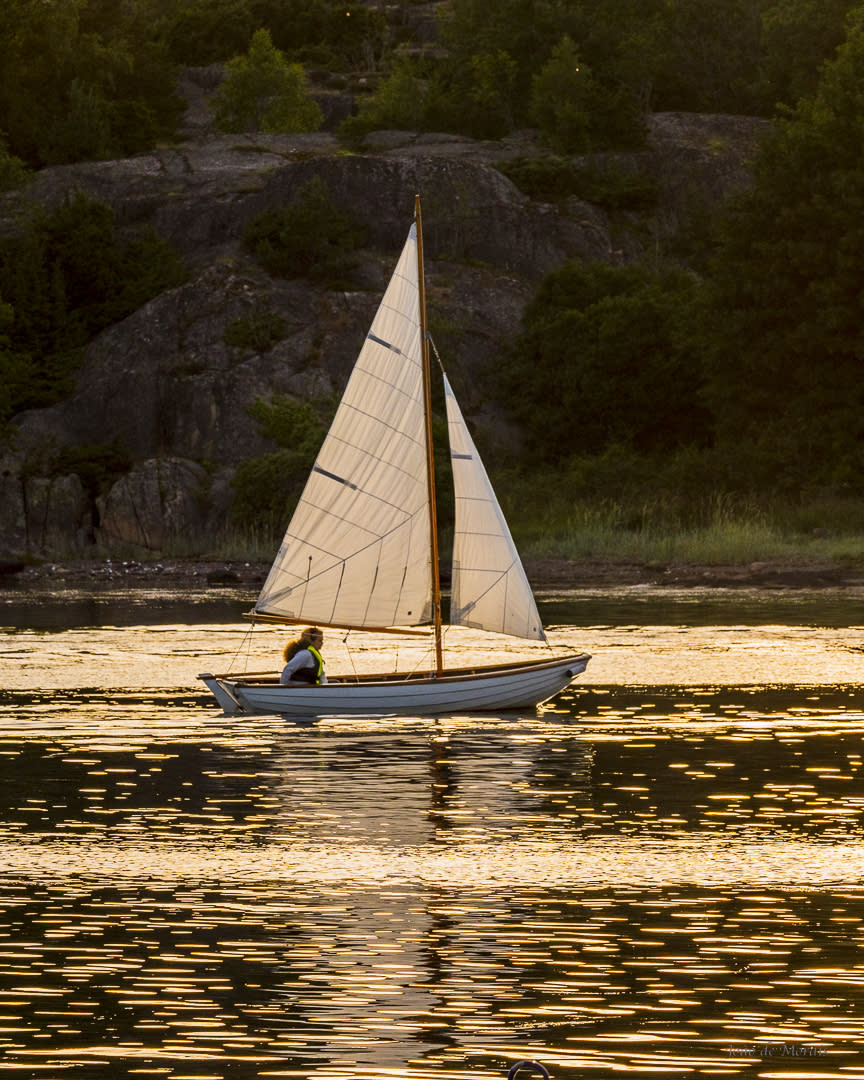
[
  {"x1": 444, "y1": 375, "x2": 546, "y2": 642},
  {"x1": 255, "y1": 223, "x2": 433, "y2": 629}
]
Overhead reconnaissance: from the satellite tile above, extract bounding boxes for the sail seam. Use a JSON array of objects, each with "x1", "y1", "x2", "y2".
[
  {"x1": 302, "y1": 473, "x2": 423, "y2": 520},
  {"x1": 349, "y1": 363, "x2": 423, "y2": 411},
  {"x1": 258, "y1": 506, "x2": 429, "y2": 617},
  {"x1": 283, "y1": 499, "x2": 424, "y2": 559},
  {"x1": 329, "y1": 411, "x2": 424, "y2": 454}
]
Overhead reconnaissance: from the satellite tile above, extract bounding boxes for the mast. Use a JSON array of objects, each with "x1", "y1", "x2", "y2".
[{"x1": 415, "y1": 194, "x2": 444, "y2": 675}]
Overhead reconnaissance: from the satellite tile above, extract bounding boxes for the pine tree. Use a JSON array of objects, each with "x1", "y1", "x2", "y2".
[{"x1": 213, "y1": 28, "x2": 322, "y2": 134}]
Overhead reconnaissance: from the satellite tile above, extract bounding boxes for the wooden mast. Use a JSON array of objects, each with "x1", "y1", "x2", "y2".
[{"x1": 415, "y1": 194, "x2": 444, "y2": 676}]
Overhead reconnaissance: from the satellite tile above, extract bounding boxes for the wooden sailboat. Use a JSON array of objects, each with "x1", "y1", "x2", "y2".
[{"x1": 199, "y1": 197, "x2": 590, "y2": 719}]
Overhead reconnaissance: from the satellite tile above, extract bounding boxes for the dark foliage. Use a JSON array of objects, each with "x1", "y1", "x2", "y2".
[
  {"x1": 162, "y1": 0, "x2": 387, "y2": 68},
  {"x1": 701, "y1": 23, "x2": 864, "y2": 489},
  {"x1": 243, "y1": 178, "x2": 367, "y2": 284},
  {"x1": 224, "y1": 310, "x2": 287, "y2": 352},
  {"x1": 231, "y1": 395, "x2": 328, "y2": 532},
  {"x1": 51, "y1": 440, "x2": 133, "y2": 499},
  {"x1": 0, "y1": 194, "x2": 186, "y2": 424},
  {"x1": 501, "y1": 262, "x2": 711, "y2": 465},
  {"x1": 0, "y1": 0, "x2": 181, "y2": 168},
  {"x1": 497, "y1": 156, "x2": 658, "y2": 210}
]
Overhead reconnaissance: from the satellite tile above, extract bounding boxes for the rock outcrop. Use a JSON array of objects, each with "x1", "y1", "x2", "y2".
[
  {"x1": 0, "y1": 111, "x2": 769, "y2": 558},
  {"x1": 97, "y1": 458, "x2": 210, "y2": 551}
]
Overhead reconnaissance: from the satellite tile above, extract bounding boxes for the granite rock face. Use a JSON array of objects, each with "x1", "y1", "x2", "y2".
[
  {"x1": 96, "y1": 458, "x2": 209, "y2": 551},
  {"x1": 0, "y1": 113, "x2": 768, "y2": 557}
]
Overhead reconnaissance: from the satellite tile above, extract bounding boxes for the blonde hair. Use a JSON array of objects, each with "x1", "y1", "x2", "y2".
[{"x1": 282, "y1": 626, "x2": 323, "y2": 663}]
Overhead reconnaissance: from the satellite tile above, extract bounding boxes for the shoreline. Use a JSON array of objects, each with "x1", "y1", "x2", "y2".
[{"x1": 4, "y1": 555, "x2": 864, "y2": 591}]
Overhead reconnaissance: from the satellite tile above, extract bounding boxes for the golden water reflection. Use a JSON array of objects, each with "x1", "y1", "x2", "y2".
[{"x1": 0, "y1": 586, "x2": 863, "y2": 1078}]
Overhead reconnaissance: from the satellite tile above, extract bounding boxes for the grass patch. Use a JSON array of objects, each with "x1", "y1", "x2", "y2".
[
  {"x1": 153, "y1": 492, "x2": 864, "y2": 569},
  {"x1": 507, "y1": 495, "x2": 864, "y2": 566},
  {"x1": 486, "y1": 449, "x2": 864, "y2": 568}
]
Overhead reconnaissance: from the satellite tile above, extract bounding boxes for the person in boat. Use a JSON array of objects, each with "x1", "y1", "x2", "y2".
[{"x1": 279, "y1": 627, "x2": 326, "y2": 686}]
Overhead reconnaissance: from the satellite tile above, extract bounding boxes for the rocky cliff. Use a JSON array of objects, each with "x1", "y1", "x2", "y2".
[{"x1": 0, "y1": 111, "x2": 767, "y2": 558}]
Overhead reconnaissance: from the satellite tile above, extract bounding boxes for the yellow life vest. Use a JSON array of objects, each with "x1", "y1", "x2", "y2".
[{"x1": 308, "y1": 645, "x2": 324, "y2": 684}]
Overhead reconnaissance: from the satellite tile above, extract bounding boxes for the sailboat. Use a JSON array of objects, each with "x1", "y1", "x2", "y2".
[{"x1": 199, "y1": 196, "x2": 590, "y2": 719}]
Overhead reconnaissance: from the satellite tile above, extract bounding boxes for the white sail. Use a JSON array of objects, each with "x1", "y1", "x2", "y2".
[
  {"x1": 255, "y1": 224, "x2": 433, "y2": 629},
  {"x1": 444, "y1": 375, "x2": 546, "y2": 641}
]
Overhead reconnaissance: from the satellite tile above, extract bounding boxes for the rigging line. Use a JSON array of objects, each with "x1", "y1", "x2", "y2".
[
  {"x1": 341, "y1": 628, "x2": 361, "y2": 684},
  {"x1": 227, "y1": 621, "x2": 257, "y2": 676},
  {"x1": 404, "y1": 636, "x2": 435, "y2": 678},
  {"x1": 428, "y1": 333, "x2": 446, "y2": 374},
  {"x1": 328, "y1": 559, "x2": 347, "y2": 627}
]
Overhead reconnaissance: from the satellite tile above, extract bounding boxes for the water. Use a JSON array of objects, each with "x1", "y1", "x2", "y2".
[{"x1": 1, "y1": 582, "x2": 864, "y2": 1079}]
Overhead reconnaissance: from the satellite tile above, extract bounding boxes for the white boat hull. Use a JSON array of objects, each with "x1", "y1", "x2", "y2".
[{"x1": 199, "y1": 653, "x2": 590, "y2": 719}]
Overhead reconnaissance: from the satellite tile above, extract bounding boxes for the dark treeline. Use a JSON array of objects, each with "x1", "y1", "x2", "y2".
[
  {"x1": 0, "y1": 0, "x2": 856, "y2": 168},
  {"x1": 2, "y1": 0, "x2": 864, "y2": 515}
]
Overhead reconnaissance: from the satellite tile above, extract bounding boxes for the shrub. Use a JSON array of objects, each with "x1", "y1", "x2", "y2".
[
  {"x1": 224, "y1": 310, "x2": 287, "y2": 351},
  {"x1": 231, "y1": 395, "x2": 328, "y2": 533},
  {"x1": 339, "y1": 58, "x2": 429, "y2": 138},
  {"x1": 0, "y1": 134, "x2": 28, "y2": 191},
  {"x1": 52, "y1": 441, "x2": 133, "y2": 499},
  {"x1": 497, "y1": 156, "x2": 657, "y2": 210},
  {"x1": 243, "y1": 177, "x2": 366, "y2": 283},
  {"x1": 212, "y1": 29, "x2": 323, "y2": 134}
]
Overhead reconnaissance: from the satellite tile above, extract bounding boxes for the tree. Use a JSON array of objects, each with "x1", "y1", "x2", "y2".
[
  {"x1": 0, "y1": 0, "x2": 180, "y2": 167},
  {"x1": 256, "y1": 0, "x2": 388, "y2": 71},
  {"x1": 761, "y1": 0, "x2": 853, "y2": 108},
  {"x1": 163, "y1": 0, "x2": 255, "y2": 64},
  {"x1": 340, "y1": 57, "x2": 429, "y2": 137},
  {"x1": 531, "y1": 35, "x2": 595, "y2": 153},
  {"x1": 0, "y1": 293, "x2": 26, "y2": 427},
  {"x1": 429, "y1": 0, "x2": 657, "y2": 144},
  {"x1": 652, "y1": 0, "x2": 766, "y2": 113},
  {"x1": 703, "y1": 19, "x2": 864, "y2": 485},
  {"x1": 212, "y1": 28, "x2": 323, "y2": 134},
  {"x1": 0, "y1": 194, "x2": 186, "y2": 421},
  {"x1": 502, "y1": 262, "x2": 709, "y2": 464}
]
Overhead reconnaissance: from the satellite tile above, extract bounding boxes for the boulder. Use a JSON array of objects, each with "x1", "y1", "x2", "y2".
[
  {"x1": 0, "y1": 471, "x2": 91, "y2": 555},
  {"x1": 97, "y1": 458, "x2": 208, "y2": 552}
]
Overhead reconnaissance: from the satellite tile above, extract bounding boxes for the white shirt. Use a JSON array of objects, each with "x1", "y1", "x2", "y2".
[{"x1": 279, "y1": 647, "x2": 327, "y2": 685}]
